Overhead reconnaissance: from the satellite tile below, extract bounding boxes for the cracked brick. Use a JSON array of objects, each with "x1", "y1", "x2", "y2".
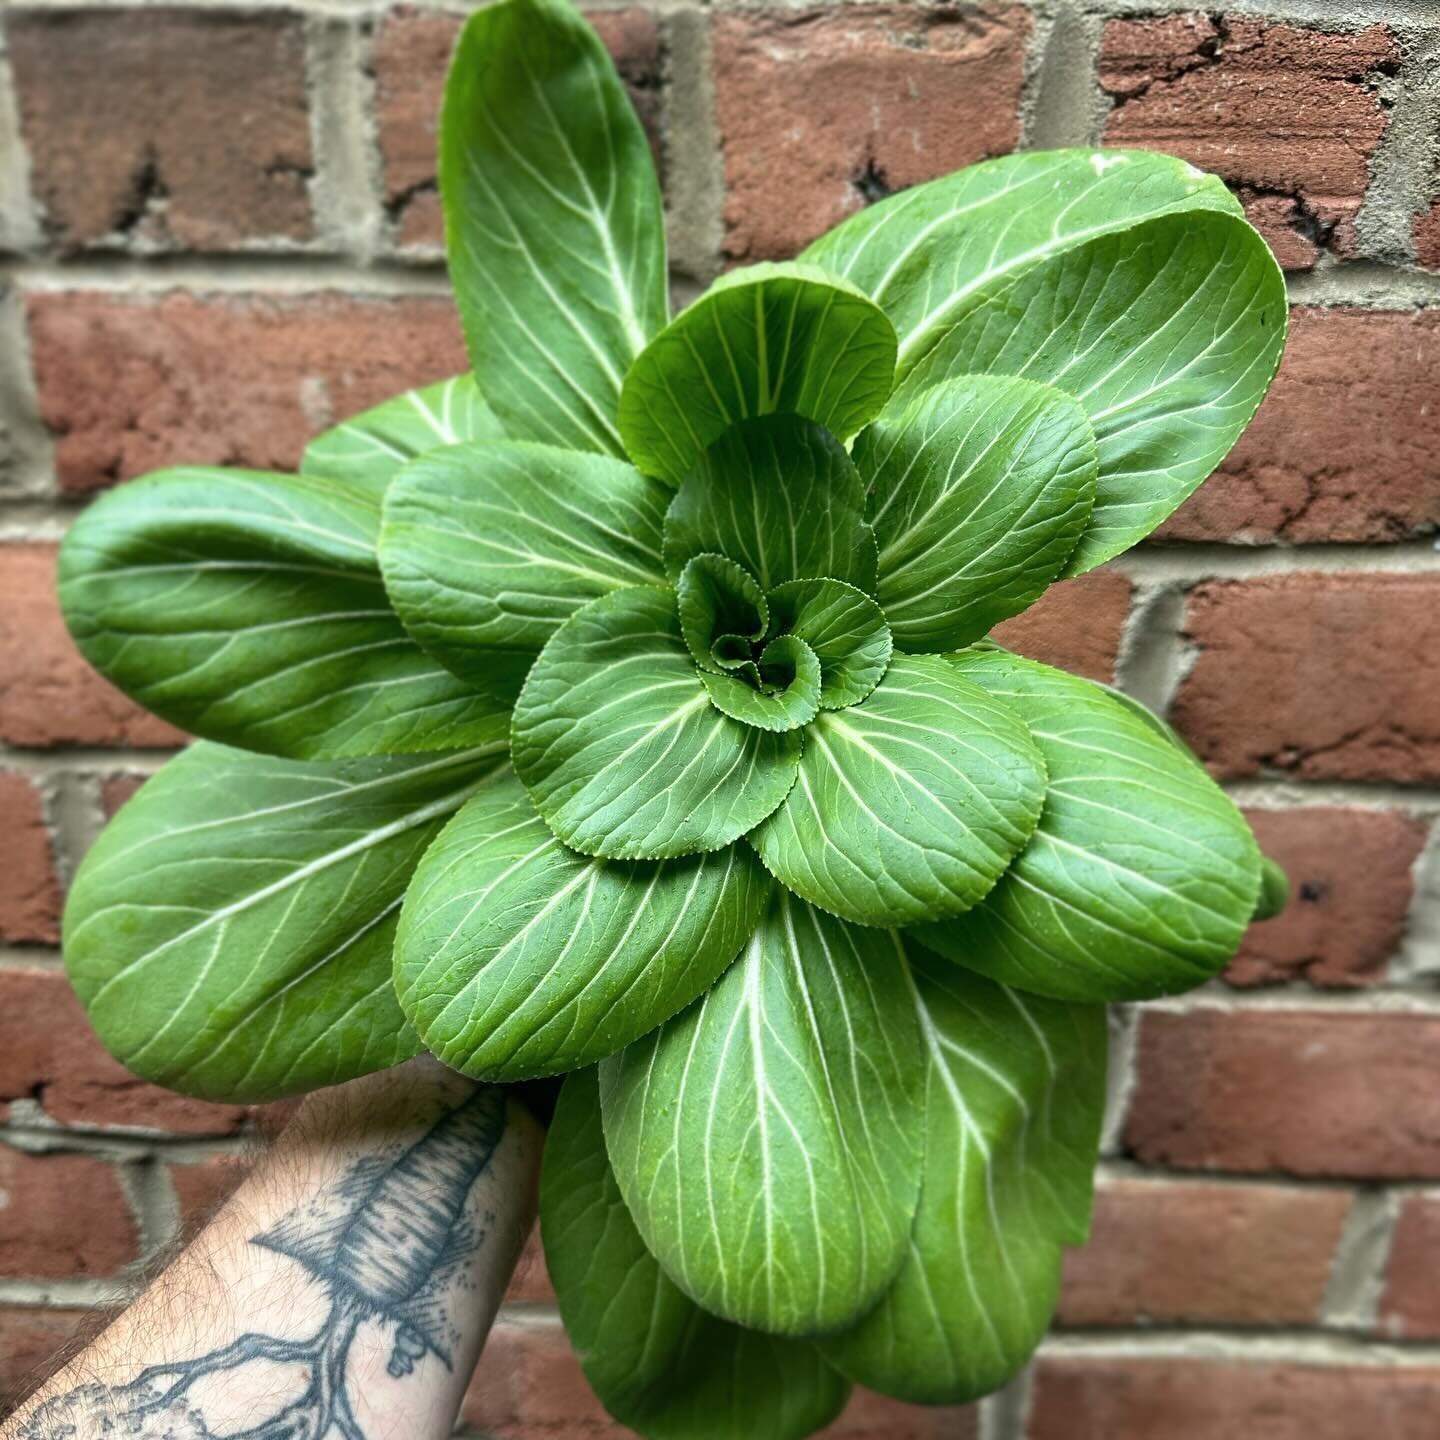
[
  {"x1": 1172, "y1": 573, "x2": 1440, "y2": 783},
  {"x1": 1161, "y1": 308, "x2": 1440, "y2": 545},
  {"x1": 7, "y1": 8, "x2": 313, "y2": 251},
  {"x1": 1100, "y1": 15, "x2": 1399, "y2": 270},
  {"x1": 715, "y1": 6, "x2": 1029, "y2": 262}
]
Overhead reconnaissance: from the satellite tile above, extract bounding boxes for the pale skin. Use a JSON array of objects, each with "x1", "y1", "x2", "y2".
[{"x1": 0, "y1": 1058, "x2": 544, "y2": 1440}]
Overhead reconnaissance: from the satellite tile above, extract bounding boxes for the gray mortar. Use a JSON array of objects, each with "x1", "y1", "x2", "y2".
[{"x1": 661, "y1": 9, "x2": 724, "y2": 285}]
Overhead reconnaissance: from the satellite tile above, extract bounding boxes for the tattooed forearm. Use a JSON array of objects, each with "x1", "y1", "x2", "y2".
[{"x1": 9, "y1": 1076, "x2": 536, "y2": 1440}]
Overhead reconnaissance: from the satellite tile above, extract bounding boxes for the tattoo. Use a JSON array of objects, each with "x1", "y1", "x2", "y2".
[{"x1": 17, "y1": 1087, "x2": 507, "y2": 1440}]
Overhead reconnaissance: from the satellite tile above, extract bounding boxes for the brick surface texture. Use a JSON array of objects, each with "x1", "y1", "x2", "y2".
[
  {"x1": 3, "y1": 0, "x2": 1440, "y2": 1434},
  {"x1": 715, "y1": 6, "x2": 1030, "y2": 260},
  {"x1": 1100, "y1": 16, "x2": 1398, "y2": 270}
]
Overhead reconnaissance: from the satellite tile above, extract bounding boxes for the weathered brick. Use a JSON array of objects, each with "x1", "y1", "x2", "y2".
[
  {"x1": 0, "y1": 1147, "x2": 139, "y2": 1280},
  {"x1": 1100, "y1": 16, "x2": 1398, "y2": 269},
  {"x1": 1030, "y1": 1357, "x2": 1440, "y2": 1440},
  {"x1": 1161, "y1": 309, "x2": 1440, "y2": 545},
  {"x1": 373, "y1": 6, "x2": 663, "y2": 248},
  {"x1": 0, "y1": 543, "x2": 185, "y2": 749},
  {"x1": 168, "y1": 1155, "x2": 250, "y2": 1234},
  {"x1": 1058, "y1": 1178, "x2": 1350, "y2": 1327},
  {"x1": 1172, "y1": 574, "x2": 1440, "y2": 784},
  {"x1": 0, "y1": 1306, "x2": 103, "y2": 1410},
  {"x1": 0, "y1": 969, "x2": 250, "y2": 1135},
  {"x1": 715, "y1": 7, "x2": 1029, "y2": 262},
  {"x1": 1228, "y1": 808, "x2": 1426, "y2": 988},
  {"x1": 0, "y1": 772, "x2": 62, "y2": 944},
  {"x1": 1416, "y1": 203, "x2": 1440, "y2": 271},
  {"x1": 505, "y1": 1221, "x2": 555, "y2": 1305},
  {"x1": 7, "y1": 9, "x2": 312, "y2": 251},
  {"x1": 27, "y1": 291, "x2": 469, "y2": 496},
  {"x1": 1381, "y1": 1194, "x2": 1440, "y2": 1339},
  {"x1": 463, "y1": 1322, "x2": 975, "y2": 1436},
  {"x1": 1126, "y1": 1009, "x2": 1440, "y2": 1178},
  {"x1": 989, "y1": 572, "x2": 1131, "y2": 684},
  {"x1": 100, "y1": 774, "x2": 149, "y2": 818}
]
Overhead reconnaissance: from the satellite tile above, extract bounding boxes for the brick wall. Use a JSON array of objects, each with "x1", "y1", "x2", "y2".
[{"x1": 2, "y1": 2, "x2": 1440, "y2": 1436}]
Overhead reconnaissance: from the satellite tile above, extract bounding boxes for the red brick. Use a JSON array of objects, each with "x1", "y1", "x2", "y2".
[
  {"x1": 7, "y1": 9, "x2": 312, "y2": 251},
  {"x1": 0, "y1": 1147, "x2": 138, "y2": 1280},
  {"x1": 0, "y1": 543, "x2": 185, "y2": 749},
  {"x1": 505, "y1": 1221, "x2": 554, "y2": 1305},
  {"x1": 168, "y1": 1155, "x2": 250, "y2": 1233},
  {"x1": 0, "y1": 969, "x2": 250, "y2": 1135},
  {"x1": 27, "y1": 291, "x2": 469, "y2": 497},
  {"x1": 1380, "y1": 1194, "x2": 1440, "y2": 1339},
  {"x1": 0, "y1": 773, "x2": 62, "y2": 944},
  {"x1": 1161, "y1": 309, "x2": 1440, "y2": 545},
  {"x1": 0, "y1": 1306, "x2": 104, "y2": 1410},
  {"x1": 715, "y1": 7, "x2": 1029, "y2": 262},
  {"x1": 1126, "y1": 1009, "x2": 1440, "y2": 1179},
  {"x1": 463, "y1": 1321, "x2": 975, "y2": 1437},
  {"x1": 1058, "y1": 1178, "x2": 1350, "y2": 1327},
  {"x1": 373, "y1": 7, "x2": 663, "y2": 248},
  {"x1": 1172, "y1": 574, "x2": 1440, "y2": 784},
  {"x1": 1229, "y1": 808, "x2": 1425, "y2": 988},
  {"x1": 1416, "y1": 202, "x2": 1440, "y2": 271},
  {"x1": 989, "y1": 571, "x2": 1132, "y2": 684},
  {"x1": 1030, "y1": 1357, "x2": 1440, "y2": 1440},
  {"x1": 100, "y1": 774, "x2": 148, "y2": 817},
  {"x1": 1100, "y1": 16, "x2": 1398, "y2": 270}
]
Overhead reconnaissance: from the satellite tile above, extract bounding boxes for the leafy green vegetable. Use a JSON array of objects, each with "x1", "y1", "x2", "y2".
[
  {"x1": 916, "y1": 650, "x2": 1261, "y2": 1000},
  {"x1": 302, "y1": 375, "x2": 504, "y2": 499},
  {"x1": 619, "y1": 263, "x2": 897, "y2": 484},
  {"x1": 441, "y1": 0, "x2": 667, "y2": 454},
  {"x1": 543, "y1": 1069, "x2": 851, "y2": 1440},
  {"x1": 856, "y1": 375, "x2": 1096, "y2": 650},
  {"x1": 395, "y1": 770, "x2": 769, "y2": 1078},
  {"x1": 511, "y1": 586, "x2": 802, "y2": 859},
  {"x1": 58, "y1": 467, "x2": 513, "y2": 759},
  {"x1": 821, "y1": 949, "x2": 1106, "y2": 1402},
  {"x1": 662, "y1": 415, "x2": 878, "y2": 592},
  {"x1": 64, "y1": 741, "x2": 505, "y2": 1101},
  {"x1": 380, "y1": 440, "x2": 669, "y2": 683},
  {"x1": 752, "y1": 656, "x2": 1047, "y2": 927},
  {"x1": 53, "y1": 1, "x2": 1294, "y2": 1427},
  {"x1": 600, "y1": 890, "x2": 925, "y2": 1335}
]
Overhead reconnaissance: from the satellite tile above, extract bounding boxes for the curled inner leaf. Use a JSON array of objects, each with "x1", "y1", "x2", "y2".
[
  {"x1": 677, "y1": 554, "x2": 769, "y2": 675},
  {"x1": 702, "y1": 633, "x2": 822, "y2": 732},
  {"x1": 766, "y1": 578, "x2": 892, "y2": 711}
]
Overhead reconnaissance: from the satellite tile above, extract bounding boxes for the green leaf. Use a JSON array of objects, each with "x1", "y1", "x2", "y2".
[
  {"x1": 600, "y1": 890, "x2": 926, "y2": 1335},
  {"x1": 619, "y1": 263, "x2": 898, "y2": 485},
  {"x1": 821, "y1": 948, "x2": 1106, "y2": 1404},
  {"x1": 765, "y1": 579, "x2": 891, "y2": 712},
  {"x1": 440, "y1": 0, "x2": 667, "y2": 455},
  {"x1": 915, "y1": 650, "x2": 1262, "y2": 1001},
  {"x1": 302, "y1": 375, "x2": 504, "y2": 500},
  {"x1": 1255, "y1": 854, "x2": 1290, "y2": 921},
  {"x1": 804, "y1": 149, "x2": 1283, "y2": 573},
  {"x1": 542, "y1": 1069, "x2": 851, "y2": 1440},
  {"x1": 380, "y1": 441, "x2": 670, "y2": 684},
  {"x1": 856, "y1": 376, "x2": 1097, "y2": 651},
  {"x1": 58, "y1": 468, "x2": 513, "y2": 760},
  {"x1": 512, "y1": 586, "x2": 801, "y2": 859},
  {"x1": 662, "y1": 415, "x2": 878, "y2": 592},
  {"x1": 394, "y1": 770, "x2": 769, "y2": 1080},
  {"x1": 701, "y1": 634, "x2": 821, "y2": 733},
  {"x1": 675, "y1": 554, "x2": 768, "y2": 674},
  {"x1": 751, "y1": 655, "x2": 1046, "y2": 927},
  {"x1": 63, "y1": 741, "x2": 506, "y2": 1103}
]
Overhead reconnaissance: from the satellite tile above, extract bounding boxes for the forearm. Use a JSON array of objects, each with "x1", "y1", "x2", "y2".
[{"x1": 2, "y1": 1059, "x2": 542, "y2": 1440}]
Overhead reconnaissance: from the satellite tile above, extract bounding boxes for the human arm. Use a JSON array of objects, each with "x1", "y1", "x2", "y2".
[{"x1": 1, "y1": 1058, "x2": 543, "y2": 1440}]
